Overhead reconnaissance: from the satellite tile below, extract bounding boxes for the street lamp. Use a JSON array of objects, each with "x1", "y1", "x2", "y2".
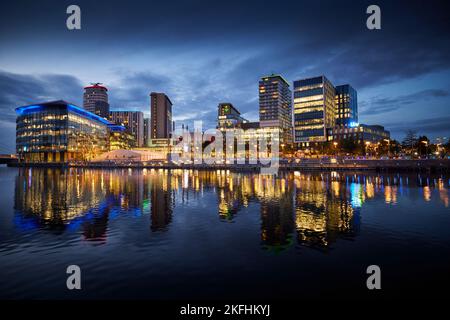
[
  {"x1": 333, "y1": 141, "x2": 338, "y2": 156},
  {"x1": 365, "y1": 141, "x2": 371, "y2": 158}
]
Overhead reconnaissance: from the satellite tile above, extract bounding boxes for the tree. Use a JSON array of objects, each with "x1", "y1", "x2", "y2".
[
  {"x1": 402, "y1": 130, "x2": 418, "y2": 155},
  {"x1": 417, "y1": 135, "x2": 430, "y2": 157},
  {"x1": 341, "y1": 138, "x2": 358, "y2": 154}
]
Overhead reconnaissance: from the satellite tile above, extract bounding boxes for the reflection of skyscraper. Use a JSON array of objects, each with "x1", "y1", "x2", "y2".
[
  {"x1": 259, "y1": 178, "x2": 295, "y2": 251},
  {"x1": 150, "y1": 174, "x2": 173, "y2": 231},
  {"x1": 294, "y1": 177, "x2": 359, "y2": 249}
]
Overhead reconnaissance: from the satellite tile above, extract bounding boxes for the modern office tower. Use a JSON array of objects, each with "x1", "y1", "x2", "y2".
[
  {"x1": 109, "y1": 111, "x2": 144, "y2": 147},
  {"x1": 15, "y1": 100, "x2": 110, "y2": 162},
  {"x1": 335, "y1": 84, "x2": 358, "y2": 127},
  {"x1": 259, "y1": 74, "x2": 293, "y2": 145},
  {"x1": 217, "y1": 103, "x2": 247, "y2": 129},
  {"x1": 293, "y1": 75, "x2": 336, "y2": 145},
  {"x1": 150, "y1": 92, "x2": 172, "y2": 140},
  {"x1": 83, "y1": 83, "x2": 110, "y2": 118}
]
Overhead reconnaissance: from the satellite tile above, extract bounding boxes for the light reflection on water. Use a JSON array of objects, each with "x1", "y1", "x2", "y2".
[{"x1": 0, "y1": 167, "x2": 449, "y2": 299}]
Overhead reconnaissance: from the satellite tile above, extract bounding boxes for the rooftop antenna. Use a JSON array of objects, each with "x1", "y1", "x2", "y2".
[{"x1": 90, "y1": 82, "x2": 103, "y2": 86}]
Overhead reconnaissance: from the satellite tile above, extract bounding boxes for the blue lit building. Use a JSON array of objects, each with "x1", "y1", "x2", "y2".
[
  {"x1": 335, "y1": 84, "x2": 358, "y2": 127},
  {"x1": 16, "y1": 100, "x2": 116, "y2": 162}
]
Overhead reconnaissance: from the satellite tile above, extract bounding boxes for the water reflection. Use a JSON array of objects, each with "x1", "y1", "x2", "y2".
[{"x1": 13, "y1": 168, "x2": 449, "y2": 250}]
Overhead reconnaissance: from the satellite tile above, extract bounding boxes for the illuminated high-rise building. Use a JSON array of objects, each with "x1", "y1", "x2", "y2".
[
  {"x1": 259, "y1": 74, "x2": 293, "y2": 145},
  {"x1": 335, "y1": 84, "x2": 358, "y2": 127},
  {"x1": 83, "y1": 83, "x2": 109, "y2": 118},
  {"x1": 150, "y1": 92, "x2": 172, "y2": 140},
  {"x1": 109, "y1": 111, "x2": 144, "y2": 147},
  {"x1": 293, "y1": 75, "x2": 336, "y2": 145}
]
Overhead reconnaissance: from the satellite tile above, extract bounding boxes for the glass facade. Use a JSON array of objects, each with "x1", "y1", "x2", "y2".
[
  {"x1": 259, "y1": 74, "x2": 293, "y2": 145},
  {"x1": 109, "y1": 111, "x2": 144, "y2": 147},
  {"x1": 293, "y1": 76, "x2": 336, "y2": 143},
  {"x1": 16, "y1": 100, "x2": 110, "y2": 163},
  {"x1": 217, "y1": 103, "x2": 246, "y2": 129},
  {"x1": 327, "y1": 124, "x2": 390, "y2": 143},
  {"x1": 335, "y1": 84, "x2": 358, "y2": 127}
]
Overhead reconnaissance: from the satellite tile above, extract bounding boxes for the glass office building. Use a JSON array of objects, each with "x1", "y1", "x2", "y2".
[
  {"x1": 293, "y1": 75, "x2": 336, "y2": 144},
  {"x1": 328, "y1": 124, "x2": 390, "y2": 143},
  {"x1": 259, "y1": 74, "x2": 293, "y2": 145},
  {"x1": 217, "y1": 103, "x2": 247, "y2": 129},
  {"x1": 335, "y1": 84, "x2": 358, "y2": 127},
  {"x1": 16, "y1": 100, "x2": 110, "y2": 163}
]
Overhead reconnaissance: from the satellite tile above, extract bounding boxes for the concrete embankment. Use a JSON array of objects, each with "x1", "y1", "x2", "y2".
[{"x1": 7, "y1": 159, "x2": 450, "y2": 172}]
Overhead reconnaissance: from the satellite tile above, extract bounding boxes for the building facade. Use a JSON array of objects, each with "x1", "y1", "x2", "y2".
[
  {"x1": 150, "y1": 92, "x2": 172, "y2": 140},
  {"x1": 16, "y1": 100, "x2": 110, "y2": 162},
  {"x1": 259, "y1": 74, "x2": 293, "y2": 145},
  {"x1": 327, "y1": 124, "x2": 390, "y2": 143},
  {"x1": 109, "y1": 125, "x2": 135, "y2": 150},
  {"x1": 83, "y1": 83, "x2": 110, "y2": 118},
  {"x1": 109, "y1": 111, "x2": 144, "y2": 147},
  {"x1": 143, "y1": 117, "x2": 150, "y2": 147},
  {"x1": 335, "y1": 84, "x2": 358, "y2": 127},
  {"x1": 217, "y1": 103, "x2": 247, "y2": 129},
  {"x1": 293, "y1": 75, "x2": 336, "y2": 145}
]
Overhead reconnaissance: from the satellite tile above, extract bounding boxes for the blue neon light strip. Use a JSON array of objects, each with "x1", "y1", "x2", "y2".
[
  {"x1": 67, "y1": 104, "x2": 112, "y2": 125},
  {"x1": 15, "y1": 102, "x2": 113, "y2": 125},
  {"x1": 108, "y1": 124, "x2": 126, "y2": 131},
  {"x1": 15, "y1": 105, "x2": 44, "y2": 116}
]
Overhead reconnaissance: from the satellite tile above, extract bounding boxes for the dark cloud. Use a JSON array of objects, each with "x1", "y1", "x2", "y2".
[
  {"x1": 360, "y1": 89, "x2": 450, "y2": 115},
  {"x1": 0, "y1": 70, "x2": 83, "y2": 153},
  {"x1": 385, "y1": 116, "x2": 450, "y2": 140}
]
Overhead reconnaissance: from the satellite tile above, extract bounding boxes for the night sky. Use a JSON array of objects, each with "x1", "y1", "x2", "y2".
[{"x1": 0, "y1": 0, "x2": 449, "y2": 153}]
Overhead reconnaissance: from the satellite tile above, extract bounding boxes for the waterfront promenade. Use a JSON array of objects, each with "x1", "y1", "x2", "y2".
[{"x1": 7, "y1": 158, "x2": 450, "y2": 172}]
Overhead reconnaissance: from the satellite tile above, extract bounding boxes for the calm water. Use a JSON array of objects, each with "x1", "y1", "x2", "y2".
[{"x1": 0, "y1": 167, "x2": 449, "y2": 300}]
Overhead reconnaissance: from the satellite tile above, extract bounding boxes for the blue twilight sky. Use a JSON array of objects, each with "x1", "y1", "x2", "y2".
[{"x1": 0, "y1": 0, "x2": 450, "y2": 153}]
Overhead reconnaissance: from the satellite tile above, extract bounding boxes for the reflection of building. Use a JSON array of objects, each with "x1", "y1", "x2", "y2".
[
  {"x1": 217, "y1": 103, "x2": 247, "y2": 129},
  {"x1": 260, "y1": 179, "x2": 295, "y2": 251},
  {"x1": 335, "y1": 84, "x2": 358, "y2": 127},
  {"x1": 16, "y1": 100, "x2": 110, "y2": 162},
  {"x1": 109, "y1": 111, "x2": 144, "y2": 147},
  {"x1": 83, "y1": 83, "x2": 109, "y2": 118},
  {"x1": 150, "y1": 176, "x2": 173, "y2": 231},
  {"x1": 293, "y1": 175, "x2": 360, "y2": 249},
  {"x1": 14, "y1": 168, "x2": 110, "y2": 240},
  {"x1": 13, "y1": 167, "x2": 175, "y2": 237},
  {"x1": 150, "y1": 92, "x2": 172, "y2": 139},
  {"x1": 259, "y1": 74, "x2": 293, "y2": 145},
  {"x1": 293, "y1": 75, "x2": 336, "y2": 145}
]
